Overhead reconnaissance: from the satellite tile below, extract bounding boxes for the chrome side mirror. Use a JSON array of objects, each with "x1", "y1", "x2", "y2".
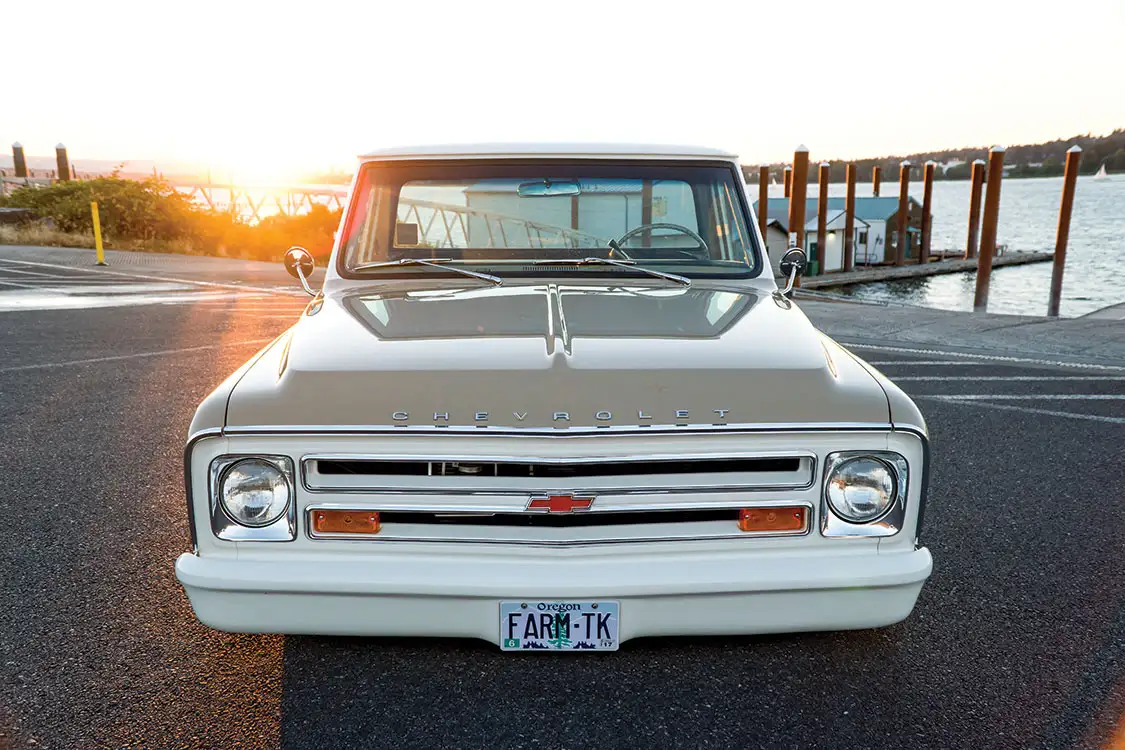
[
  {"x1": 284, "y1": 246, "x2": 316, "y2": 296},
  {"x1": 778, "y1": 247, "x2": 807, "y2": 297}
]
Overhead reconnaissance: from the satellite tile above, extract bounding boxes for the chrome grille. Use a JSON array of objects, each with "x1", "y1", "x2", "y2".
[{"x1": 301, "y1": 452, "x2": 817, "y2": 545}]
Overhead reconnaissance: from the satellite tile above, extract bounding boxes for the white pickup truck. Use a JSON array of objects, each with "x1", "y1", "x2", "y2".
[{"x1": 175, "y1": 143, "x2": 932, "y2": 651}]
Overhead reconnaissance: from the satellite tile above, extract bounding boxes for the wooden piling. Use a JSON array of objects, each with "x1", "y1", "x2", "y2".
[
  {"x1": 973, "y1": 146, "x2": 1006, "y2": 312},
  {"x1": 757, "y1": 164, "x2": 770, "y2": 240},
  {"x1": 844, "y1": 163, "x2": 857, "y2": 272},
  {"x1": 965, "y1": 159, "x2": 986, "y2": 259},
  {"x1": 640, "y1": 179, "x2": 653, "y2": 247},
  {"x1": 783, "y1": 166, "x2": 792, "y2": 199},
  {"x1": 872, "y1": 165, "x2": 882, "y2": 197},
  {"x1": 920, "y1": 161, "x2": 935, "y2": 264},
  {"x1": 815, "y1": 162, "x2": 829, "y2": 275},
  {"x1": 12, "y1": 142, "x2": 28, "y2": 179},
  {"x1": 787, "y1": 147, "x2": 809, "y2": 251},
  {"x1": 895, "y1": 161, "x2": 911, "y2": 266},
  {"x1": 55, "y1": 143, "x2": 70, "y2": 182},
  {"x1": 787, "y1": 148, "x2": 809, "y2": 288},
  {"x1": 1047, "y1": 146, "x2": 1082, "y2": 317}
]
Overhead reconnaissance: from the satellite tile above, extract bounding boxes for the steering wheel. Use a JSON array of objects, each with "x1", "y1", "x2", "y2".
[{"x1": 611, "y1": 223, "x2": 709, "y2": 261}]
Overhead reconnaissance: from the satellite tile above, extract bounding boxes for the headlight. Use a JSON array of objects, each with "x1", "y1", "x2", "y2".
[
  {"x1": 825, "y1": 456, "x2": 896, "y2": 523},
  {"x1": 219, "y1": 458, "x2": 291, "y2": 527}
]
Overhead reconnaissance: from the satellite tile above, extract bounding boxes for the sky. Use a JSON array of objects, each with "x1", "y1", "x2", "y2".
[{"x1": 4, "y1": 0, "x2": 1124, "y2": 182}]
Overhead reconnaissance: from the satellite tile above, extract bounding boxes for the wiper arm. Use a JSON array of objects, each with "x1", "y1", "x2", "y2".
[
  {"x1": 534, "y1": 257, "x2": 690, "y2": 287},
  {"x1": 352, "y1": 258, "x2": 502, "y2": 286}
]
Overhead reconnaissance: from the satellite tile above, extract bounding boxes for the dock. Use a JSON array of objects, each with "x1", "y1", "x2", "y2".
[{"x1": 797, "y1": 250, "x2": 1053, "y2": 289}]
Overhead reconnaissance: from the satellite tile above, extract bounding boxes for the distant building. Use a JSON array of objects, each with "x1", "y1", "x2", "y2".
[{"x1": 754, "y1": 197, "x2": 924, "y2": 274}]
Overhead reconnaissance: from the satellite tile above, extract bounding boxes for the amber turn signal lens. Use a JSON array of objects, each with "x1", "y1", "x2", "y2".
[
  {"x1": 739, "y1": 506, "x2": 807, "y2": 533},
  {"x1": 312, "y1": 510, "x2": 381, "y2": 534}
]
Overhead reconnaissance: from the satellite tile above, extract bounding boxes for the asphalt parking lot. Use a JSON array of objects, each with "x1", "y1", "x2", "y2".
[{"x1": 0, "y1": 250, "x2": 1123, "y2": 749}]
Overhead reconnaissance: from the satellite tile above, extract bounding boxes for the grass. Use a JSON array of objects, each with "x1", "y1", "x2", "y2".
[{"x1": 0, "y1": 224, "x2": 98, "y2": 249}]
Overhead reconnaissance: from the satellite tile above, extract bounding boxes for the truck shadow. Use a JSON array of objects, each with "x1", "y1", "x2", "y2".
[{"x1": 275, "y1": 628, "x2": 898, "y2": 749}]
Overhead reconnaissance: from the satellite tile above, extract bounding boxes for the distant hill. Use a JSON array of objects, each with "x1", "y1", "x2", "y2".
[
  {"x1": 746, "y1": 128, "x2": 1125, "y2": 183},
  {"x1": 0, "y1": 154, "x2": 205, "y2": 181}
]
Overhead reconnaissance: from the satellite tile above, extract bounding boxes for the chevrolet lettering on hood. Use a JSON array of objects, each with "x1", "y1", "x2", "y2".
[
  {"x1": 390, "y1": 409, "x2": 729, "y2": 425},
  {"x1": 175, "y1": 143, "x2": 933, "y2": 652}
]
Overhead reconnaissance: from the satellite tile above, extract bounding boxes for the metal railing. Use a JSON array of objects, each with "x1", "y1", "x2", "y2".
[
  {"x1": 168, "y1": 182, "x2": 350, "y2": 222},
  {"x1": 396, "y1": 198, "x2": 606, "y2": 249}
]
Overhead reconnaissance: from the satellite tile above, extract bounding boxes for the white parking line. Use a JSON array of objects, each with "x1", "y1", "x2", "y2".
[
  {"x1": 177, "y1": 305, "x2": 305, "y2": 310},
  {"x1": 917, "y1": 398, "x2": 1125, "y2": 425},
  {"x1": 868, "y1": 360, "x2": 997, "y2": 366},
  {"x1": 895, "y1": 376, "x2": 1125, "y2": 381},
  {"x1": 1, "y1": 258, "x2": 305, "y2": 297},
  {"x1": 0, "y1": 338, "x2": 276, "y2": 373},
  {"x1": 0, "y1": 267, "x2": 77, "y2": 277},
  {"x1": 920, "y1": 394, "x2": 1125, "y2": 400},
  {"x1": 184, "y1": 299, "x2": 297, "y2": 305},
  {"x1": 187, "y1": 297, "x2": 291, "y2": 304},
  {"x1": 0, "y1": 279, "x2": 153, "y2": 286},
  {"x1": 846, "y1": 343, "x2": 1125, "y2": 371}
]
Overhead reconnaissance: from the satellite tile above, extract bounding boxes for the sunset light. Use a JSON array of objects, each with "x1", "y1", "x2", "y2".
[{"x1": 3, "y1": 0, "x2": 1123, "y2": 175}]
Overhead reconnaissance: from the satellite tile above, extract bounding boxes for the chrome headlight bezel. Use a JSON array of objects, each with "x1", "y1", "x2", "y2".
[
  {"x1": 209, "y1": 455, "x2": 296, "y2": 541},
  {"x1": 821, "y1": 451, "x2": 908, "y2": 537}
]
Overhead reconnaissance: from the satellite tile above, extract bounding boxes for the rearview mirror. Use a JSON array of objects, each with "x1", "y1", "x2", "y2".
[
  {"x1": 778, "y1": 247, "x2": 807, "y2": 297},
  {"x1": 283, "y1": 246, "x2": 316, "y2": 296},
  {"x1": 517, "y1": 179, "x2": 580, "y2": 197}
]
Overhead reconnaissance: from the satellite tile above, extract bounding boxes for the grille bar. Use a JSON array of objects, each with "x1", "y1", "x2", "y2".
[
  {"x1": 316, "y1": 456, "x2": 800, "y2": 478},
  {"x1": 303, "y1": 453, "x2": 817, "y2": 493},
  {"x1": 379, "y1": 508, "x2": 739, "y2": 527}
]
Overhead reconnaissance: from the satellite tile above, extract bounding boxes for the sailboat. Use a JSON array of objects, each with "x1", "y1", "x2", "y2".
[{"x1": 1094, "y1": 163, "x2": 1108, "y2": 180}]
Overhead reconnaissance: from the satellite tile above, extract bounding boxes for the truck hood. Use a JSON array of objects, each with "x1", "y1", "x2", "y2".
[{"x1": 225, "y1": 283, "x2": 890, "y2": 430}]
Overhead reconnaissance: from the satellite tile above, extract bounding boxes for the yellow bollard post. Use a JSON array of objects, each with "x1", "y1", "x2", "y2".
[{"x1": 91, "y1": 201, "x2": 107, "y2": 266}]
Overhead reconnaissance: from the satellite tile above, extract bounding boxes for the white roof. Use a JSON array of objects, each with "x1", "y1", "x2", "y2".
[{"x1": 359, "y1": 142, "x2": 738, "y2": 162}]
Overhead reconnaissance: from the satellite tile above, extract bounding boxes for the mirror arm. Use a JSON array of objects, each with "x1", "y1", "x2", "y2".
[
  {"x1": 780, "y1": 265, "x2": 799, "y2": 297},
  {"x1": 294, "y1": 264, "x2": 316, "y2": 297}
]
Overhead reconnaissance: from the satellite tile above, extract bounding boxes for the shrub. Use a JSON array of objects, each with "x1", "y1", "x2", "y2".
[
  {"x1": 0, "y1": 177, "x2": 342, "y2": 262},
  {"x1": 0, "y1": 176, "x2": 198, "y2": 240}
]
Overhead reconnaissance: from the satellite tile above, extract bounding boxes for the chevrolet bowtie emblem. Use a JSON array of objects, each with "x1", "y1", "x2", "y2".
[{"x1": 527, "y1": 494, "x2": 595, "y2": 513}]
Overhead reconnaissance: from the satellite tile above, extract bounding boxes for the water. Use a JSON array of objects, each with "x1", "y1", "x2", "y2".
[{"x1": 799, "y1": 176, "x2": 1124, "y2": 317}]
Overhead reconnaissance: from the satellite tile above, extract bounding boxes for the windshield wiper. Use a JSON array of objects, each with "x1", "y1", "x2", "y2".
[
  {"x1": 352, "y1": 258, "x2": 502, "y2": 286},
  {"x1": 533, "y1": 257, "x2": 690, "y2": 287}
]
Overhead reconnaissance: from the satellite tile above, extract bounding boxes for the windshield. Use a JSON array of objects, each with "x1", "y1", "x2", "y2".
[{"x1": 339, "y1": 161, "x2": 761, "y2": 279}]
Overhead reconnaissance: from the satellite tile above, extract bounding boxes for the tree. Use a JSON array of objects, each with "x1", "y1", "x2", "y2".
[{"x1": 1110, "y1": 148, "x2": 1125, "y2": 173}]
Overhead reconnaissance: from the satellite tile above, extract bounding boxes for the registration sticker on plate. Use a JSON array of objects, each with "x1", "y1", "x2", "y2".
[{"x1": 499, "y1": 601, "x2": 619, "y2": 652}]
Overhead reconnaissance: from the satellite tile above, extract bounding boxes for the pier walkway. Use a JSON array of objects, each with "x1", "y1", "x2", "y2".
[{"x1": 798, "y1": 250, "x2": 1053, "y2": 290}]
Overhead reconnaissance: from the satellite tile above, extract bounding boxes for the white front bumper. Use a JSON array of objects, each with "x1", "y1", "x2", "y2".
[{"x1": 175, "y1": 545, "x2": 932, "y2": 644}]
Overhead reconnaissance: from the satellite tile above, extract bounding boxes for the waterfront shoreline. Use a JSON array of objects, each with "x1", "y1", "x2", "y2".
[{"x1": 2, "y1": 244, "x2": 1122, "y2": 352}]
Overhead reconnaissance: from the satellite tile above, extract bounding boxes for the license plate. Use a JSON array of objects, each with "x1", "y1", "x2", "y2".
[{"x1": 499, "y1": 601, "x2": 619, "y2": 651}]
